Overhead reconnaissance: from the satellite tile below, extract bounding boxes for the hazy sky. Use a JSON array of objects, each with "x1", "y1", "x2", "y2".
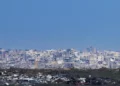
[{"x1": 0, "y1": 0, "x2": 120, "y2": 50}]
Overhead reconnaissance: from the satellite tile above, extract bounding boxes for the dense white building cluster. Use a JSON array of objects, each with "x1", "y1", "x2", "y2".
[{"x1": 0, "y1": 47, "x2": 120, "y2": 69}]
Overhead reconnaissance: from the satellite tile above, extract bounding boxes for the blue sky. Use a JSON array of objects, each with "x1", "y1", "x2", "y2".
[{"x1": 0, "y1": 0, "x2": 120, "y2": 50}]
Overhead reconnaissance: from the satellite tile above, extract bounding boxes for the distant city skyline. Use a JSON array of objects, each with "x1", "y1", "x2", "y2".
[
  {"x1": 0, "y1": 0, "x2": 120, "y2": 50},
  {"x1": 0, "y1": 46, "x2": 118, "y2": 52}
]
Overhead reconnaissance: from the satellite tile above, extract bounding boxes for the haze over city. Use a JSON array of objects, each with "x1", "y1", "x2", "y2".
[{"x1": 0, "y1": 0, "x2": 120, "y2": 50}]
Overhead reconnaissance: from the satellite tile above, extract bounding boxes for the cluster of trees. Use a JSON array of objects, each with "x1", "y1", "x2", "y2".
[
  {"x1": 1, "y1": 67, "x2": 120, "y2": 79},
  {"x1": 1, "y1": 68, "x2": 120, "y2": 86}
]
